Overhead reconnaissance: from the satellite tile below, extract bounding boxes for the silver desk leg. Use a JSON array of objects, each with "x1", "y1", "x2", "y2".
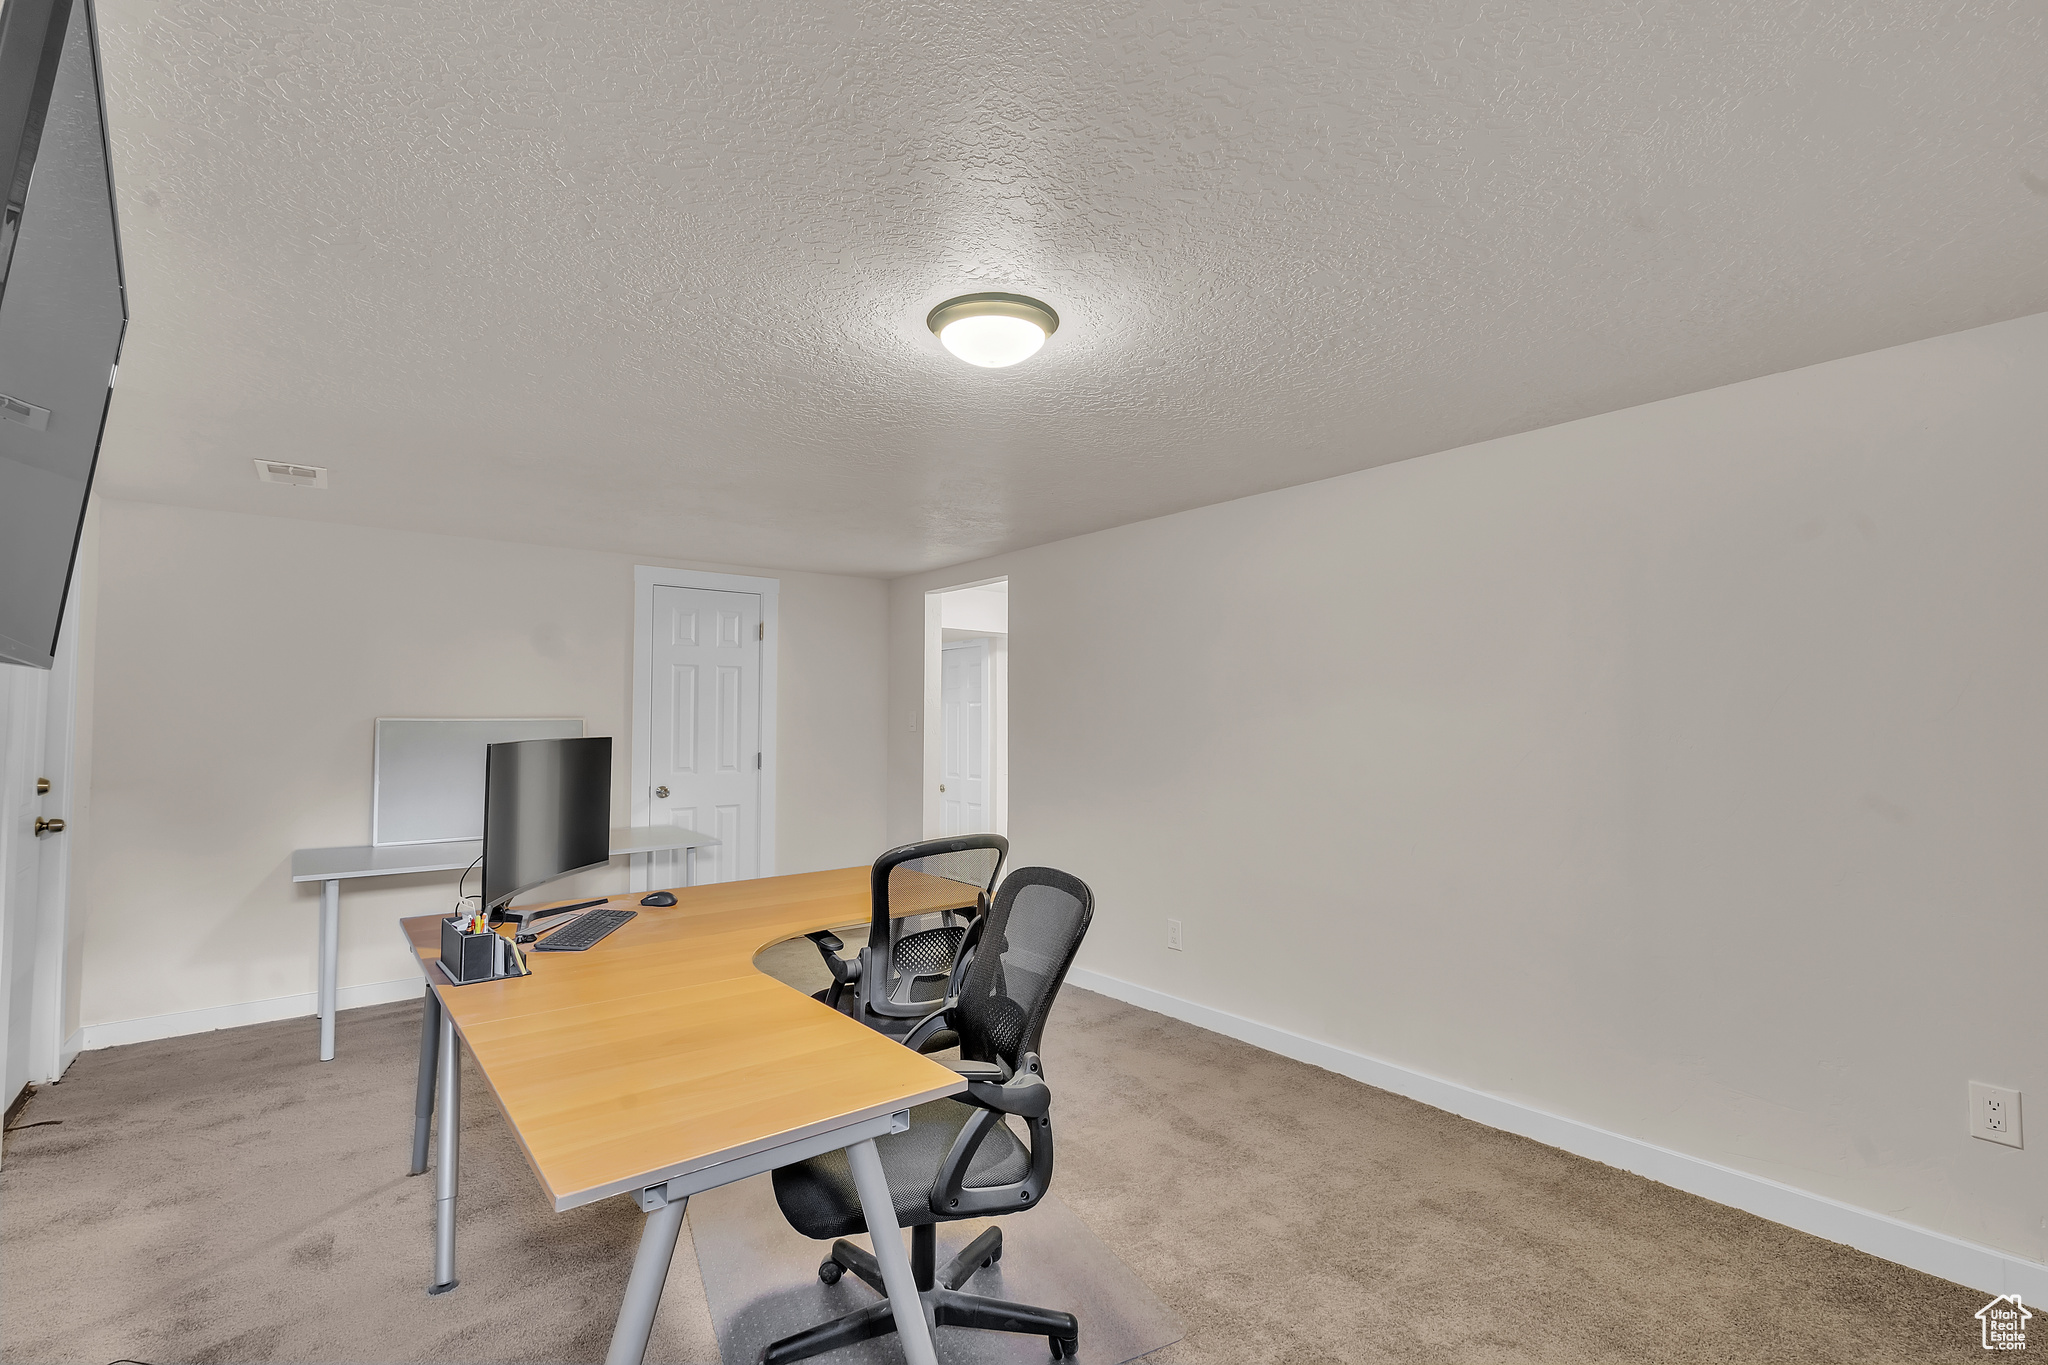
[
  {"x1": 409, "y1": 985, "x2": 441, "y2": 1176},
  {"x1": 428, "y1": 1012, "x2": 460, "y2": 1294},
  {"x1": 603, "y1": 1185, "x2": 690, "y2": 1365},
  {"x1": 846, "y1": 1138, "x2": 938, "y2": 1365},
  {"x1": 317, "y1": 878, "x2": 340, "y2": 1061}
]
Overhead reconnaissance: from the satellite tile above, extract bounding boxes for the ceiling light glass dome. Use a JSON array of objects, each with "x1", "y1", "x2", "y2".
[{"x1": 927, "y1": 293, "x2": 1059, "y2": 368}]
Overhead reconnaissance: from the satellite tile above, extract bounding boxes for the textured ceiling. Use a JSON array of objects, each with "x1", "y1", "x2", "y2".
[{"x1": 89, "y1": 0, "x2": 2048, "y2": 576}]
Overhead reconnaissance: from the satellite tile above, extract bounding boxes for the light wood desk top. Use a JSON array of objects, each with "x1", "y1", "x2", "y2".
[{"x1": 401, "y1": 867, "x2": 970, "y2": 1212}]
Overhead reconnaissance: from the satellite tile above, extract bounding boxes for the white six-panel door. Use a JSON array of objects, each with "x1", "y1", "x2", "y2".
[
  {"x1": 648, "y1": 585, "x2": 762, "y2": 884},
  {"x1": 0, "y1": 652, "x2": 63, "y2": 1124},
  {"x1": 939, "y1": 638, "x2": 990, "y2": 836}
]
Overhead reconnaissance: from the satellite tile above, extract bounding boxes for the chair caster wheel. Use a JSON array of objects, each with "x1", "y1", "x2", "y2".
[
  {"x1": 1049, "y1": 1335, "x2": 1078, "y2": 1359},
  {"x1": 818, "y1": 1258, "x2": 843, "y2": 1285}
]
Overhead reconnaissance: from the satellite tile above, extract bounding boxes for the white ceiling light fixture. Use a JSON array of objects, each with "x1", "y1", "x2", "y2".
[{"x1": 927, "y1": 293, "x2": 1059, "y2": 368}]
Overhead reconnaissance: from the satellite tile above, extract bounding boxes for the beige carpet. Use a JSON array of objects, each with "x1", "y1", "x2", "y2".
[{"x1": 1, "y1": 934, "x2": 1999, "y2": 1364}]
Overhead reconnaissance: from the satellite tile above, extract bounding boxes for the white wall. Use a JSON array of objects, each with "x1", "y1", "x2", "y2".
[
  {"x1": 74, "y1": 501, "x2": 887, "y2": 1038},
  {"x1": 887, "y1": 312, "x2": 2048, "y2": 1276},
  {"x1": 60, "y1": 503, "x2": 98, "y2": 1057},
  {"x1": 939, "y1": 584, "x2": 1008, "y2": 635}
]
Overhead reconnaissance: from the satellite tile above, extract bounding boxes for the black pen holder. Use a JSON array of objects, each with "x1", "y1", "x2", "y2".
[{"x1": 440, "y1": 919, "x2": 511, "y2": 984}]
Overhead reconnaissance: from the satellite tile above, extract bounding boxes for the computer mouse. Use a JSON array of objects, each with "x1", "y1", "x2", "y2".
[{"x1": 640, "y1": 891, "x2": 677, "y2": 907}]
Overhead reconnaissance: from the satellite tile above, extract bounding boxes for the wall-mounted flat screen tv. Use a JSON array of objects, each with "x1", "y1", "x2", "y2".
[{"x1": 0, "y1": 0, "x2": 127, "y2": 669}]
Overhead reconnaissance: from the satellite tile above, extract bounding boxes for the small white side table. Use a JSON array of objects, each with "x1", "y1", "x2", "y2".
[{"x1": 289, "y1": 827, "x2": 718, "y2": 1060}]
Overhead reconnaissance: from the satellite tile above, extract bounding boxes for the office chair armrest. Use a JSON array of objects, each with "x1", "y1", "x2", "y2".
[
  {"x1": 803, "y1": 931, "x2": 860, "y2": 1011},
  {"x1": 903, "y1": 1001, "x2": 957, "y2": 1052},
  {"x1": 961, "y1": 1072, "x2": 1049, "y2": 1119},
  {"x1": 802, "y1": 932, "x2": 860, "y2": 984},
  {"x1": 944, "y1": 1059, "x2": 1007, "y2": 1083},
  {"x1": 958, "y1": 1055, "x2": 1048, "y2": 1121},
  {"x1": 930, "y1": 1053, "x2": 1056, "y2": 1217}
]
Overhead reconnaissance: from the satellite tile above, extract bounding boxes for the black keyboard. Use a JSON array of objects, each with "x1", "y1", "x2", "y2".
[{"x1": 530, "y1": 907, "x2": 636, "y2": 952}]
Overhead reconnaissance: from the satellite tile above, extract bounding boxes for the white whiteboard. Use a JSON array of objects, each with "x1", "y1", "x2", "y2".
[{"x1": 372, "y1": 717, "x2": 585, "y2": 846}]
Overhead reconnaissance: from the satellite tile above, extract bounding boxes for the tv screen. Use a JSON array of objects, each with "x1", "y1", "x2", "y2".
[
  {"x1": 0, "y1": 0, "x2": 127, "y2": 668},
  {"x1": 482, "y1": 737, "x2": 612, "y2": 913}
]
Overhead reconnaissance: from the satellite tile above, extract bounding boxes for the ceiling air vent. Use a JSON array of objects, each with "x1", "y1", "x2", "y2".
[
  {"x1": 254, "y1": 459, "x2": 328, "y2": 488},
  {"x1": 1, "y1": 392, "x2": 52, "y2": 430}
]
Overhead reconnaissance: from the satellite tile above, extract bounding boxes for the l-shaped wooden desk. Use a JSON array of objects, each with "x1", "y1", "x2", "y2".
[
  {"x1": 298, "y1": 826, "x2": 719, "y2": 1062},
  {"x1": 401, "y1": 866, "x2": 977, "y2": 1365}
]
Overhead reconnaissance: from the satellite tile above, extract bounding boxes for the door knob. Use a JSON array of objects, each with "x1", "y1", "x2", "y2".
[
  {"x1": 654, "y1": 786, "x2": 670, "y2": 799},
  {"x1": 34, "y1": 817, "x2": 65, "y2": 836},
  {"x1": 939, "y1": 784, "x2": 946, "y2": 792}
]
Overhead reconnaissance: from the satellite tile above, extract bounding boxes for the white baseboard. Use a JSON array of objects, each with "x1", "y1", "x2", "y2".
[
  {"x1": 58, "y1": 1028, "x2": 82, "y2": 1077},
  {"x1": 1066, "y1": 967, "x2": 2048, "y2": 1303},
  {"x1": 77, "y1": 975, "x2": 425, "y2": 1053}
]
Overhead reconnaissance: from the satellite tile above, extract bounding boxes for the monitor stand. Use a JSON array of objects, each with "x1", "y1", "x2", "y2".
[{"x1": 495, "y1": 898, "x2": 609, "y2": 935}]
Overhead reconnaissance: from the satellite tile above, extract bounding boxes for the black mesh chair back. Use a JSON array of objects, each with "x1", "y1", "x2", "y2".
[
  {"x1": 952, "y1": 866, "x2": 1093, "y2": 1072},
  {"x1": 866, "y1": 835, "x2": 1007, "y2": 1021}
]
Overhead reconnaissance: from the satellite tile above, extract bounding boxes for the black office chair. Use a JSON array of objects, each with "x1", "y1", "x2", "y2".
[
  {"x1": 764, "y1": 866, "x2": 1095, "y2": 1364},
  {"x1": 804, "y1": 835, "x2": 1007, "y2": 1042}
]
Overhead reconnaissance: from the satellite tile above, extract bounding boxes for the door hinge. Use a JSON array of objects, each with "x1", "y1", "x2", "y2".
[
  {"x1": 756, "y1": 752, "x2": 762, "y2": 770},
  {"x1": 757, "y1": 622, "x2": 764, "y2": 640}
]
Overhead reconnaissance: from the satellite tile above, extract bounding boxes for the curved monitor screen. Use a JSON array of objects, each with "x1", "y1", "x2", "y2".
[{"x1": 482, "y1": 737, "x2": 612, "y2": 913}]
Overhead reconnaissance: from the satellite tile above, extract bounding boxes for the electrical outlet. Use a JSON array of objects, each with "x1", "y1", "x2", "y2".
[
  {"x1": 1166, "y1": 918, "x2": 1183, "y2": 951},
  {"x1": 1970, "y1": 1082, "x2": 2022, "y2": 1148}
]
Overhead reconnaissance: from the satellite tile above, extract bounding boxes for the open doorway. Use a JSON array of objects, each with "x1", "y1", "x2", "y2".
[{"x1": 923, "y1": 579, "x2": 1007, "y2": 839}]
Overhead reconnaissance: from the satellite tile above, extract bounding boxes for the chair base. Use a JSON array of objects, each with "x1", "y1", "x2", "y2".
[{"x1": 760, "y1": 1225, "x2": 1079, "y2": 1363}]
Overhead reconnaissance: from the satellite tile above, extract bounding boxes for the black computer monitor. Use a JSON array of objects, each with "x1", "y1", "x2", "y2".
[{"x1": 482, "y1": 736, "x2": 611, "y2": 915}]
